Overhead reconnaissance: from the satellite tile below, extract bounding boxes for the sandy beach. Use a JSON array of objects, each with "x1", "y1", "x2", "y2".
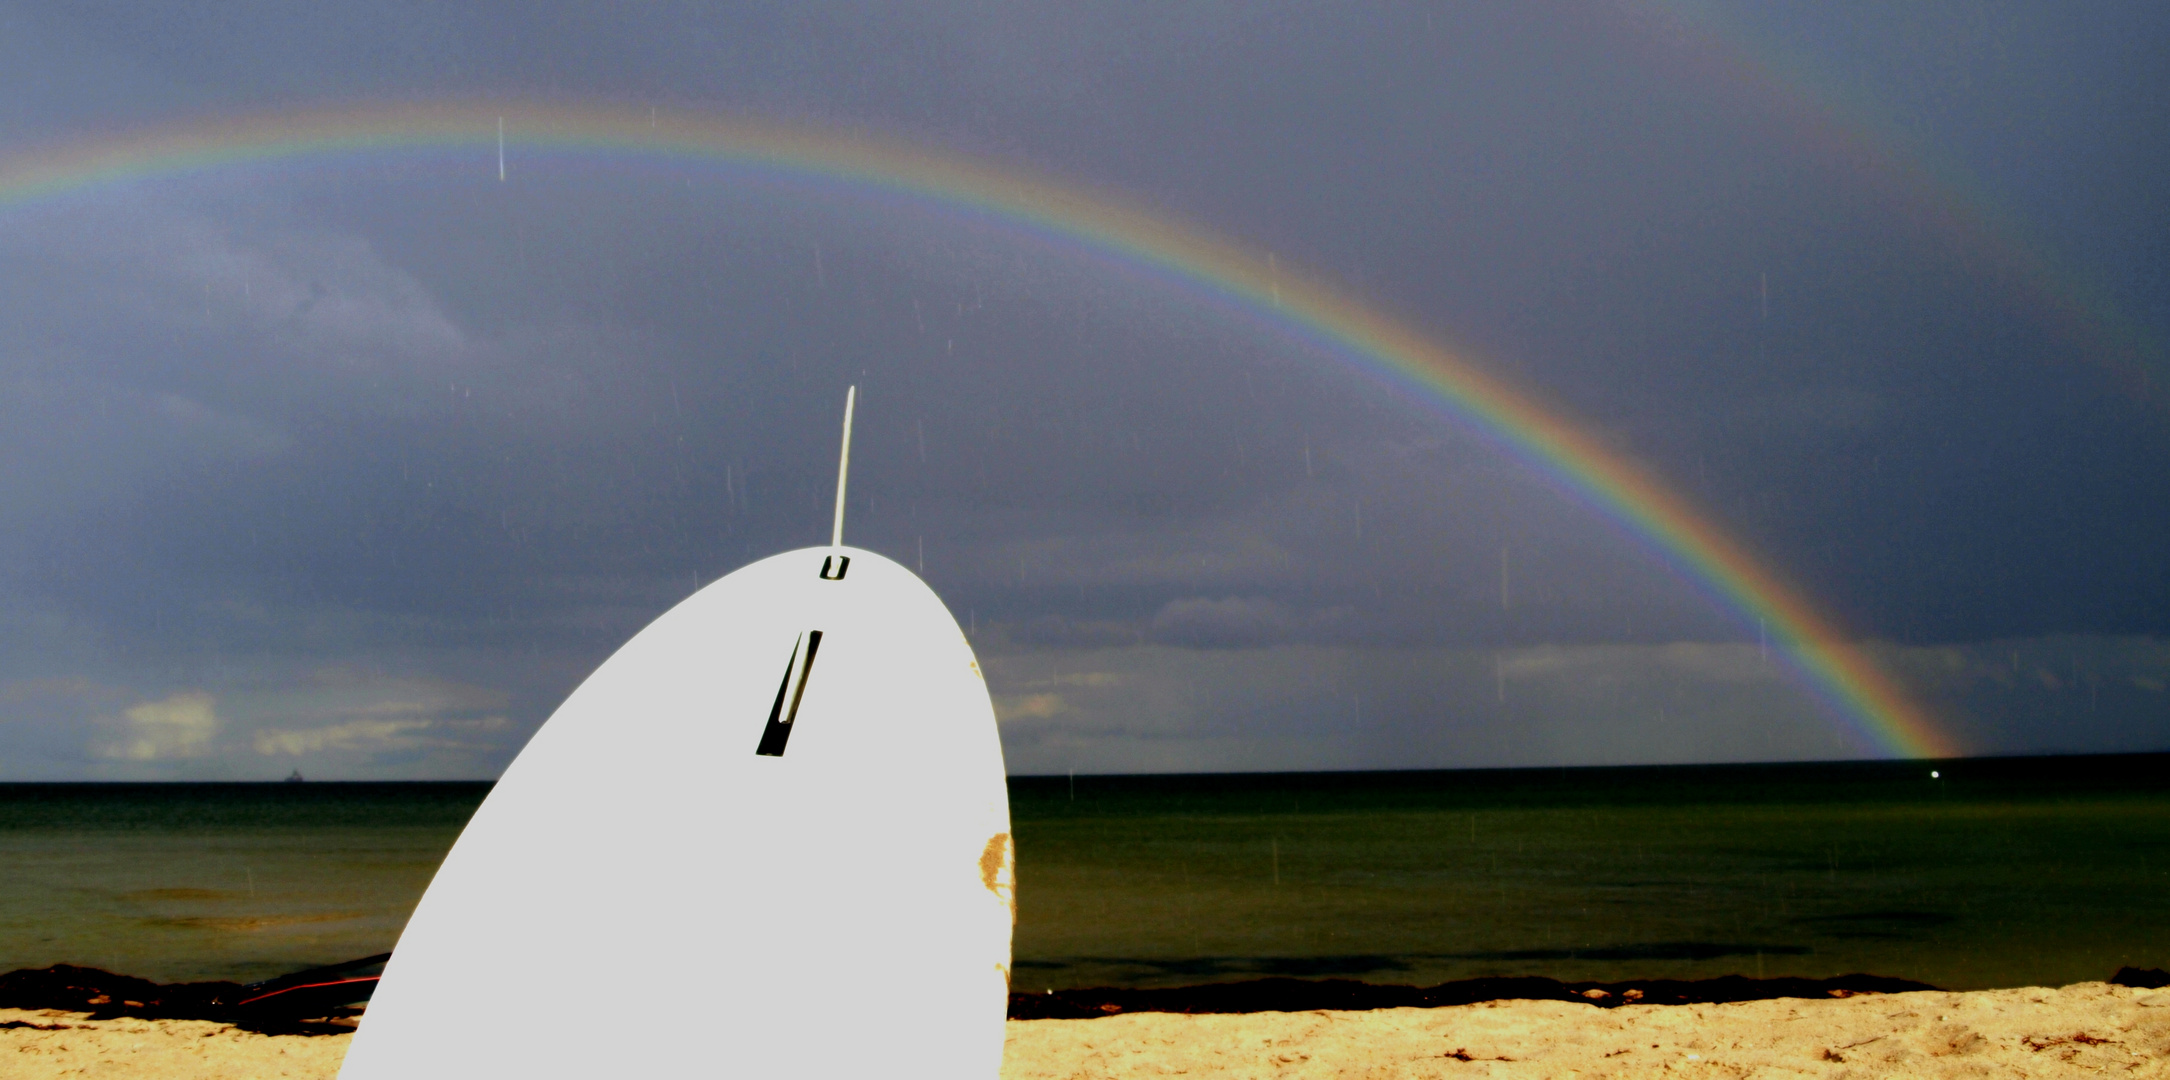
[
  {"x1": 0, "y1": 1011, "x2": 350, "y2": 1078},
  {"x1": 1006, "y1": 982, "x2": 2170, "y2": 1078},
  {"x1": 3, "y1": 980, "x2": 2163, "y2": 1078}
]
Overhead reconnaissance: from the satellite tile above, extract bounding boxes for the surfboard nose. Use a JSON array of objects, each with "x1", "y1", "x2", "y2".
[{"x1": 340, "y1": 544, "x2": 1010, "y2": 1080}]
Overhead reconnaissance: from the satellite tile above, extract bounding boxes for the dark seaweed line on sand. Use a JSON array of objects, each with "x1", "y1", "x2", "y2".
[
  {"x1": 1008, "y1": 967, "x2": 2170, "y2": 1020},
  {"x1": 5, "y1": 963, "x2": 2165, "y2": 1033},
  {"x1": 0, "y1": 957, "x2": 386, "y2": 1035},
  {"x1": 1008, "y1": 974, "x2": 1936, "y2": 1019}
]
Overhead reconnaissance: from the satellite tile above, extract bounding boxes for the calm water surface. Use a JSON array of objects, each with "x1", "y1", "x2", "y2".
[
  {"x1": 2, "y1": 755, "x2": 2163, "y2": 989},
  {"x1": 1010, "y1": 755, "x2": 2169, "y2": 992},
  {"x1": 0, "y1": 783, "x2": 482, "y2": 984}
]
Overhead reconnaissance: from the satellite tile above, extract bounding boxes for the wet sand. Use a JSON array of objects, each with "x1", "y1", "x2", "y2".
[{"x1": 5, "y1": 981, "x2": 2165, "y2": 1078}]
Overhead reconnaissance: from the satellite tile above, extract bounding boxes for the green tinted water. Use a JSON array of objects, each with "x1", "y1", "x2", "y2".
[
  {"x1": 0, "y1": 784, "x2": 484, "y2": 984},
  {"x1": 1009, "y1": 757, "x2": 2170, "y2": 991},
  {"x1": 1, "y1": 757, "x2": 2164, "y2": 990}
]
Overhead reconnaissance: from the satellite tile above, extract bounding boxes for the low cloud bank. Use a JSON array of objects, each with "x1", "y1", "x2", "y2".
[
  {"x1": 96, "y1": 692, "x2": 220, "y2": 761},
  {"x1": 3, "y1": 634, "x2": 2160, "y2": 780},
  {"x1": 984, "y1": 635, "x2": 2170, "y2": 775}
]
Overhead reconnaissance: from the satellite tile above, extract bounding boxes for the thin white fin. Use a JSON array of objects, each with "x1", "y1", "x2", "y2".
[{"x1": 832, "y1": 386, "x2": 856, "y2": 547}]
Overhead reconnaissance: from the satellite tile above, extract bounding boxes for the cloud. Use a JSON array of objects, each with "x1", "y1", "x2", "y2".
[
  {"x1": 1148, "y1": 597, "x2": 1353, "y2": 648},
  {"x1": 983, "y1": 634, "x2": 2170, "y2": 775},
  {"x1": 4, "y1": 199, "x2": 471, "y2": 365},
  {"x1": 994, "y1": 692, "x2": 1065, "y2": 721},
  {"x1": 30, "y1": 663, "x2": 530, "y2": 779},
  {"x1": 1004, "y1": 615, "x2": 1143, "y2": 648},
  {"x1": 1499, "y1": 641, "x2": 1787, "y2": 684},
  {"x1": 995, "y1": 670, "x2": 1133, "y2": 724},
  {"x1": 982, "y1": 529, "x2": 1299, "y2": 591},
  {"x1": 98, "y1": 691, "x2": 219, "y2": 760},
  {"x1": 981, "y1": 598, "x2": 1357, "y2": 652},
  {"x1": 1150, "y1": 596, "x2": 1299, "y2": 648},
  {"x1": 235, "y1": 228, "x2": 470, "y2": 362},
  {"x1": 252, "y1": 716, "x2": 437, "y2": 756},
  {"x1": 238, "y1": 669, "x2": 515, "y2": 764}
]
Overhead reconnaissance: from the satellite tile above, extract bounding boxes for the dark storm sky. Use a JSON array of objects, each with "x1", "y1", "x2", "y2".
[{"x1": 1, "y1": 1, "x2": 2165, "y2": 778}]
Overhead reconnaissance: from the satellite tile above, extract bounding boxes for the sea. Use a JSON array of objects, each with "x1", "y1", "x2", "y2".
[{"x1": 2, "y1": 754, "x2": 2164, "y2": 992}]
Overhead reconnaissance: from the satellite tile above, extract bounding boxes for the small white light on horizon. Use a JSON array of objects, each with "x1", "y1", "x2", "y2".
[{"x1": 1930, "y1": 771, "x2": 1940, "y2": 779}]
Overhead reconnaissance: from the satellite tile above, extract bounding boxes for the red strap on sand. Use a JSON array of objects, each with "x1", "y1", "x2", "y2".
[{"x1": 236, "y1": 976, "x2": 380, "y2": 1008}]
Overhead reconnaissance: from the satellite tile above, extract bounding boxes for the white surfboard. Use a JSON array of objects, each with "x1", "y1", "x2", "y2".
[{"x1": 341, "y1": 391, "x2": 1014, "y2": 1078}]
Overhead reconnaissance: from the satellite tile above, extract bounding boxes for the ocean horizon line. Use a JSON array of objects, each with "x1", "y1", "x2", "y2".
[{"x1": 2, "y1": 746, "x2": 2166, "y2": 788}]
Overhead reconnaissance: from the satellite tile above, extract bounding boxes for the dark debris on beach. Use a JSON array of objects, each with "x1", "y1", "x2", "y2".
[
  {"x1": 1007, "y1": 973, "x2": 1943, "y2": 1019},
  {"x1": 0, "y1": 956, "x2": 383, "y2": 1035},
  {"x1": 16, "y1": 961, "x2": 2163, "y2": 1028}
]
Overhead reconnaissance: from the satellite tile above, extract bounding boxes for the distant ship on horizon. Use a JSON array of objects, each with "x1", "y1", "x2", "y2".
[{"x1": 285, "y1": 769, "x2": 304, "y2": 783}]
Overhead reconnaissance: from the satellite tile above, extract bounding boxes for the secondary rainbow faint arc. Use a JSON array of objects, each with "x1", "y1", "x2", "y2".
[
  {"x1": 1633, "y1": 0, "x2": 2166, "y2": 410},
  {"x1": 0, "y1": 102, "x2": 1957, "y2": 759}
]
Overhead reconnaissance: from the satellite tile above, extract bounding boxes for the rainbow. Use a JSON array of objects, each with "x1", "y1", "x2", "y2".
[{"x1": 0, "y1": 101, "x2": 1959, "y2": 758}]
